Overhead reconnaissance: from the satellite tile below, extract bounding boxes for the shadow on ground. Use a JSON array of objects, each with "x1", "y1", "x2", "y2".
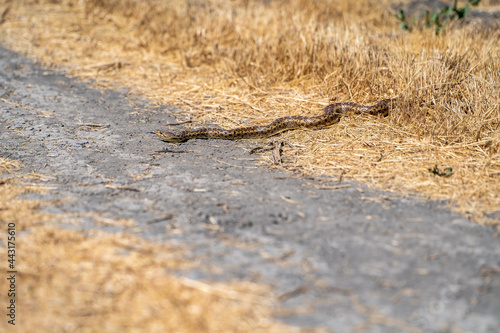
[{"x1": 1, "y1": 46, "x2": 499, "y2": 332}]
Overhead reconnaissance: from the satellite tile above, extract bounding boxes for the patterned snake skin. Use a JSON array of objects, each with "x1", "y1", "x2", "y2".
[{"x1": 156, "y1": 98, "x2": 396, "y2": 143}]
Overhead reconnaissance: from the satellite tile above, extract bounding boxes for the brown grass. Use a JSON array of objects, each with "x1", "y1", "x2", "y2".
[
  {"x1": 0, "y1": 0, "x2": 499, "y2": 227},
  {"x1": 0, "y1": 158, "x2": 296, "y2": 332}
]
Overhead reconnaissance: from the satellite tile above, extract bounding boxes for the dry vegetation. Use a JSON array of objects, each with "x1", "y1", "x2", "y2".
[
  {"x1": 0, "y1": 0, "x2": 498, "y2": 228},
  {"x1": 1, "y1": 0, "x2": 499, "y2": 330},
  {"x1": 0, "y1": 157, "x2": 294, "y2": 332}
]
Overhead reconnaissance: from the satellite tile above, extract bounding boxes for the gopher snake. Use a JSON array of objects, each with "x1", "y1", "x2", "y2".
[{"x1": 155, "y1": 98, "x2": 396, "y2": 143}]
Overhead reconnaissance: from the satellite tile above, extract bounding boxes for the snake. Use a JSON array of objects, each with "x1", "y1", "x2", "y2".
[{"x1": 155, "y1": 98, "x2": 396, "y2": 143}]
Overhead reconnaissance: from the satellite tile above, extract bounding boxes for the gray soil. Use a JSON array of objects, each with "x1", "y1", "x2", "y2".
[{"x1": 1, "y1": 45, "x2": 499, "y2": 332}]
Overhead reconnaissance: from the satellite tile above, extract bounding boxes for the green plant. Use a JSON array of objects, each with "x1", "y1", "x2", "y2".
[
  {"x1": 396, "y1": 0, "x2": 481, "y2": 35},
  {"x1": 428, "y1": 165, "x2": 454, "y2": 177}
]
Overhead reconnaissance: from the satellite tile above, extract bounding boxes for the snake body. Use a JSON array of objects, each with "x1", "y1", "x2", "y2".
[{"x1": 156, "y1": 98, "x2": 396, "y2": 143}]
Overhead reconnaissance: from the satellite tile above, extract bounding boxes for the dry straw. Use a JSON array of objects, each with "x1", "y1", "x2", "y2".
[
  {"x1": 0, "y1": 165, "x2": 292, "y2": 332},
  {"x1": 1, "y1": 0, "x2": 499, "y2": 225}
]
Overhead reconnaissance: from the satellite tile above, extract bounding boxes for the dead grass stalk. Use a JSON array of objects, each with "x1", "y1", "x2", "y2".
[
  {"x1": 0, "y1": 0, "x2": 499, "y2": 224},
  {"x1": 0, "y1": 157, "x2": 292, "y2": 332}
]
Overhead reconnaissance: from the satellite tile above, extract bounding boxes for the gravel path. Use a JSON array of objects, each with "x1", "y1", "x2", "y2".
[{"x1": 1, "y1": 45, "x2": 499, "y2": 332}]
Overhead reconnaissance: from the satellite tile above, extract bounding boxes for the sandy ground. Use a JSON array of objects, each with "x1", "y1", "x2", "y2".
[{"x1": 1, "y1": 45, "x2": 499, "y2": 332}]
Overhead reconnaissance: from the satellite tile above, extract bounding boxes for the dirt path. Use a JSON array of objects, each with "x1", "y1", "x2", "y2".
[{"x1": 1, "y1": 46, "x2": 499, "y2": 332}]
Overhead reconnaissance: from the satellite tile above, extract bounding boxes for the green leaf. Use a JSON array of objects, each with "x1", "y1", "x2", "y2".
[
  {"x1": 431, "y1": 11, "x2": 440, "y2": 23},
  {"x1": 455, "y1": 6, "x2": 469, "y2": 19},
  {"x1": 469, "y1": 0, "x2": 481, "y2": 6},
  {"x1": 435, "y1": 24, "x2": 442, "y2": 35},
  {"x1": 428, "y1": 165, "x2": 453, "y2": 177},
  {"x1": 441, "y1": 6, "x2": 452, "y2": 16},
  {"x1": 395, "y1": 9, "x2": 406, "y2": 21},
  {"x1": 400, "y1": 22, "x2": 410, "y2": 30}
]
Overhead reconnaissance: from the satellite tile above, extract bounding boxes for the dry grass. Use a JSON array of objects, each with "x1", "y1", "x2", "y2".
[
  {"x1": 5, "y1": 228, "x2": 289, "y2": 332},
  {"x1": 1, "y1": 0, "x2": 499, "y2": 226},
  {"x1": 0, "y1": 158, "x2": 295, "y2": 332}
]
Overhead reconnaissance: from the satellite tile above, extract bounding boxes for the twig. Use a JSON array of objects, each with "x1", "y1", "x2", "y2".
[{"x1": 77, "y1": 123, "x2": 111, "y2": 128}]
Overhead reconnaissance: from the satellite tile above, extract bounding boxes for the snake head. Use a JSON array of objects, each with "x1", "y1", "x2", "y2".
[{"x1": 154, "y1": 130, "x2": 189, "y2": 143}]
